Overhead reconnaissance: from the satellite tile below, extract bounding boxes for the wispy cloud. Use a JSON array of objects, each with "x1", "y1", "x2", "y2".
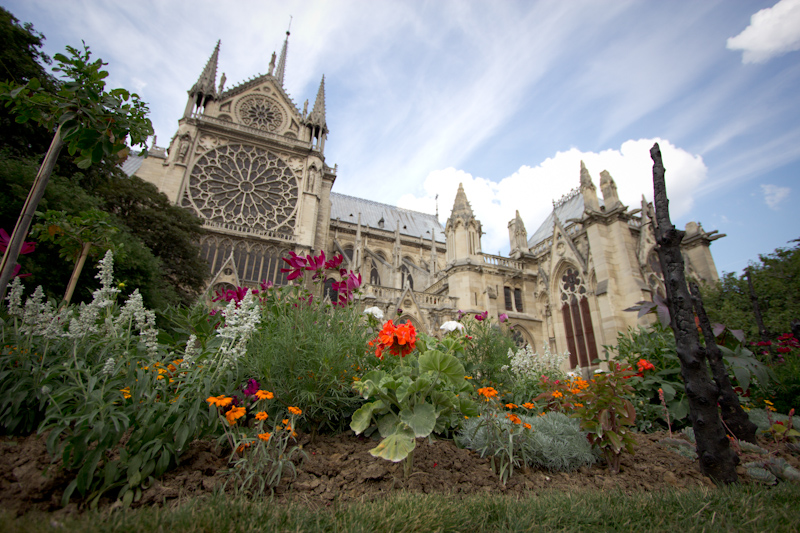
[
  {"x1": 761, "y1": 184, "x2": 790, "y2": 209},
  {"x1": 727, "y1": 0, "x2": 800, "y2": 63}
]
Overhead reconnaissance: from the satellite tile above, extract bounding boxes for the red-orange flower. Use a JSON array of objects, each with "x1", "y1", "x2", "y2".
[
  {"x1": 637, "y1": 359, "x2": 655, "y2": 372},
  {"x1": 370, "y1": 320, "x2": 417, "y2": 359},
  {"x1": 288, "y1": 406, "x2": 302, "y2": 416}
]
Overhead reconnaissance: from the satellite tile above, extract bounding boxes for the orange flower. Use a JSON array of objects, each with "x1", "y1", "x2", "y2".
[
  {"x1": 505, "y1": 403, "x2": 518, "y2": 409},
  {"x1": 523, "y1": 423, "x2": 532, "y2": 430},
  {"x1": 506, "y1": 413, "x2": 522, "y2": 425},
  {"x1": 282, "y1": 418, "x2": 289, "y2": 425},
  {"x1": 207, "y1": 395, "x2": 233, "y2": 407},
  {"x1": 120, "y1": 387, "x2": 131, "y2": 399},
  {"x1": 552, "y1": 390, "x2": 563, "y2": 398},
  {"x1": 636, "y1": 359, "x2": 655, "y2": 372},
  {"x1": 478, "y1": 387, "x2": 499, "y2": 400},
  {"x1": 370, "y1": 320, "x2": 417, "y2": 359},
  {"x1": 258, "y1": 432, "x2": 271, "y2": 442},
  {"x1": 288, "y1": 406, "x2": 302, "y2": 416},
  {"x1": 522, "y1": 402, "x2": 535, "y2": 409},
  {"x1": 255, "y1": 411, "x2": 268, "y2": 421},
  {"x1": 225, "y1": 406, "x2": 247, "y2": 425},
  {"x1": 574, "y1": 402, "x2": 584, "y2": 408},
  {"x1": 255, "y1": 390, "x2": 274, "y2": 400}
]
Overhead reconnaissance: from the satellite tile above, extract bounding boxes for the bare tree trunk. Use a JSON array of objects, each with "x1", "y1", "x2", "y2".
[
  {"x1": 690, "y1": 282, "x2": 758, "y2": 443},
  {"x1": 0, "y1": 125, "x2": 64, "y2": 300},
  {"x1": 63, "y1": 242, "x2": 93, "y2": 306},
  {"x1": 746, "y1": 268, "x2": 772, "y2": 357},
  {"x1": 650, "y1": 143, "x2": 738, "y2": 484}
]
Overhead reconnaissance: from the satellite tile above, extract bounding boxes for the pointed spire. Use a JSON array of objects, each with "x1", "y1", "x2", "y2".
[
  {"x1": 599, "y1": 170, "x2": 620, "y2": 208},
  {"x1": 308, "y1": 76, "x2": 327, "y2": 128},
  {"x1": 451, "y1": 183, "x2": 474, "y2": 218},
  {"x1": 191, "y1": 40, "x2": 220, "y2": 97},
  {"x1": 275, "y1": 30, "x2": 290, "y2": 86},
  {"x1": 579, "y1": 160, "x2": 594, "y2": 189}
]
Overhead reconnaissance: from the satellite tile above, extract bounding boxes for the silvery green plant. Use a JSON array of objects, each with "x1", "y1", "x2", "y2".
[
  {"x1": 501, "y1": 343, "x2": 569, "y2": 382},
  {"x1": 1, "y1": 252, "x2": 228, "y2": 507}
]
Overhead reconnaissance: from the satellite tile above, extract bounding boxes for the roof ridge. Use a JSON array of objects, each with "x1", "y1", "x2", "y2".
[{"x1": 330, "y1": 192, "x2": 439, "y2": 219}]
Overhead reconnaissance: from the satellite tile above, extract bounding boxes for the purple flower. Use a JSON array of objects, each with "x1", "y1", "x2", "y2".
[{"x1": 242, "y1": 378, "x2": 260, "y2": 397}]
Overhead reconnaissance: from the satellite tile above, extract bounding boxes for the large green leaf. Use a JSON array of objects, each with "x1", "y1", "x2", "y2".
[
  {"x1": 350, "y1": 400, "x2": 385, "y2": 434},
  {"x1": 397, "y1": 375, "x2": 431, "y2": 404},
  {"x1": 370, "y1": 426, "x2": 416, "y2": 462},
  {"x1": 377, "y1": 412, "x2": 400, "y2": 438},
  {"x1": 418, "y1": 349, "x2": 466, "y2": 386},
  {"x1": 400, "y1": 402, "x2": 436, "y2": 438}
]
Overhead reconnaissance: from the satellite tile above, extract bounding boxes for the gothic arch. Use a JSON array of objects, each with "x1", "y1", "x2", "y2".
[
  {"x1": 555, "y1": 262, "x2": 598, "y2": 369},
  {"x1": 509, "y1": 324, "x2": 534, "y2": 348}
]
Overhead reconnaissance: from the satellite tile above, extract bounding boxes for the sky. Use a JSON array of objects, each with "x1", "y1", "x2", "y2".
[{"x1": 4, "y1": 0, "x2": 800, "y2": 276}]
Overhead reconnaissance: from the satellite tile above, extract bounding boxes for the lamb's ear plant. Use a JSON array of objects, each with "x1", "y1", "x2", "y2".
[
  {"x1": 351, "y1": 330, "x2": 476, "y2": 478},
  {"x1": 1, "y1": 252, "x2": 243, "y2": 508}
]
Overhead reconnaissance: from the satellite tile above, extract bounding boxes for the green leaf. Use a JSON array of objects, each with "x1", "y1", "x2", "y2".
[
  {"x1": 369, "y1": 426, "x2": 416, "y2": 462},
  {"x1": 377, "y1": 412, "x2": 399, "y2": 438},
  {"x1": 399, "y1": 402, "x2": 436, "y2": 438},
  {"x1": 418, "y1": 349, "x2": 466, "y2": 386},
  {"x1": 350, "y1": 400, "x2": 385, "y2": 434}
]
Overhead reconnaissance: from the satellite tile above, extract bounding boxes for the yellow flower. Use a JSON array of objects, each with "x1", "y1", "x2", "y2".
[
  {"x1": 288, "y1": 406, "x2": 302, "y2": 416},
  {"x1": 255, "y1": 390, "x2": 274, "y2": 400},
  {"x1": 464, "y1": 376, "x2": 473, "y2": 380},
  {"x1": 120, "y1": 387, "x2": 131, "y2": 399},
  {"x1": 764, "y1": 399, "x2": 774, "y2": 405},
  {"x1": 255, "y1": 411, "x2": 268, "y2": 421}
]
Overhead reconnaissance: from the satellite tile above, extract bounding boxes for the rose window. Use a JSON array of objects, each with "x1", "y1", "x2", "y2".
[
  {"x1": 236, "y1": 95, "x2": 284, "y2": 132},
  {"x1": 185, "y1": 143, "x2": 298, "y2": 232}
]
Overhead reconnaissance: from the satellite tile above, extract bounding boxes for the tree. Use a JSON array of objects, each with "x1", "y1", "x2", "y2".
[
  {"x1": 650, "y1": 143, "x2": 738, "y2": 484},
  {"x1": 97, "y1": 175, "x2": 207, "y2": 306},
  {"x1": 0, "y1": 42, "x2": 153, "y2": 300},
  {"x1": 703, "y1": 240, "x2": 800, "y2": 340}
]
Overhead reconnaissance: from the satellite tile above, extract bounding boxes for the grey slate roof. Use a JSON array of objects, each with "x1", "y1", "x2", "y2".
[
  {"x1": 120, "y1": 153, "x2": 146, "y2": 177},
  {"x1": 527, "y1": 192, "x2": 588, "y2": 248},
  {"x1": 330, "y1": 192, "x2": 446, "y2": 243}
]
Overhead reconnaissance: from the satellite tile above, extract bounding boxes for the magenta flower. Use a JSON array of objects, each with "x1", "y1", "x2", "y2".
[
  {"x1": 332, "y1": 271, "x2": 362, "y2": 306},
  {"x1": 280, "y1": 251, "x2": 308, "y2": 281},
  {"x1": 1, "y1": 228, "x2": 36, "y2": 278},
  {"x1": 305, "y1": 250, "x2": 327, "y2": 280},
  {"x1": 324, "y1": 254, "x2": 344, "y2": 270},
  {"x1": 475, "y1": 311, "x2": 488, "y2": 322},
  {"x1": 242, "y1": 378, "x2": 260, "y2": 397},
  {"x1": 498, "y1": 313, "x2": 508, "y2": 323},
  {"x1": 259, "y1": 280, "x2": 274, "y2": 291}
]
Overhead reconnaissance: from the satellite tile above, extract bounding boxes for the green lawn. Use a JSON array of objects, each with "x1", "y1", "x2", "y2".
[{"x1": 3, "y1": 483, "x2": 799, "y2": 533}]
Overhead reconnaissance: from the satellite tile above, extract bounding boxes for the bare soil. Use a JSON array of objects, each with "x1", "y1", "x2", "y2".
[{"x1": 2, "y1": 430, "x2": 798, "y2": 517}]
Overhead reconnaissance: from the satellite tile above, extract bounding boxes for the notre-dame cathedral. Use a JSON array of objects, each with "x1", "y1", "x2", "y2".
[{"x1": 125, "y1": 34, "x2": 723, "y2": 371}]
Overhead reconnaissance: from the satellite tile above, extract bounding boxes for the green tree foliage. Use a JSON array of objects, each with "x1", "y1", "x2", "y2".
[
  {"x1": 0, "y1": 7, "x2": 55, "y2": 157},
  {"x1": 703, "y1": 240, "x2": 800, "y2": 339},
  {"x1": 0, "y1": 7, "x2": 207, "y2": 309}
]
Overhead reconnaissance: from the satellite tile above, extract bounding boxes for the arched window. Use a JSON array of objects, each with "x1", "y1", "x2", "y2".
[
  {"x1": 560, "y1": 267, "x2": 598, "y2": 369},
  {"x1": 401, "y1": 265, "x2": 414, "y2": 290},
  {"x1": 323, "y1": 278, "x2": 338, "y2": 303},
  {"x1": 370, "y1": 265, "x2": 380, "y2": 285}
]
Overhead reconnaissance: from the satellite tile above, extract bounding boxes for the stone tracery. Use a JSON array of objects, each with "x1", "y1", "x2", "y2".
[
  {"x1": 185, "y1": 143, "x2": 298, "y2": 233},
  {"x1": 235, "y1": 95, "x2": 285, "y2": 132}
]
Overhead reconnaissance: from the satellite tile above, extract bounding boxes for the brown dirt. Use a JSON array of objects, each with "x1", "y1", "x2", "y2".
[{"x1": 2, "y1": 430, "x2": 798, "y2": 517}]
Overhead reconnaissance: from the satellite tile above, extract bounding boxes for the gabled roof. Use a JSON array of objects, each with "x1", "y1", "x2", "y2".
[
  {"x1": 330, "y1": 192, "x2": 445, "y2": 243},
  {"x1": 527, "y1": 190, "x2": 589, "y2": 249}
]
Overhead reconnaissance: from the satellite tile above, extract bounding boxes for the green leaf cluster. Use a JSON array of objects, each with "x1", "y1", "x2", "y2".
[{"x1": 351, "y1": 340, "x2": 476, "y2": 464}]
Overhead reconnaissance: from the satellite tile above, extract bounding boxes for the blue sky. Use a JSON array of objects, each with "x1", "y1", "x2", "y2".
[{"x1": 5, "y1": 0, "x2": 799, "y2": 276}]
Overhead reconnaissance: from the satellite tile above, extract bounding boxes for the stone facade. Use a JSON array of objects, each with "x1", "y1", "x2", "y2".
[{"x1": 128, "y1": 37, "x2": 724, "y2": 371}]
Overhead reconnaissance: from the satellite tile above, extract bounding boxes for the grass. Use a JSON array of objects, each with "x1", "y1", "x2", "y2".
[{"x1": 3, "y1": 483, "x2": 800, "y2": 532}]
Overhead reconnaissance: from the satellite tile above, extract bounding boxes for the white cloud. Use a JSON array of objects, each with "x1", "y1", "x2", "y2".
[
  {"x1": 761, "y1": 184, "x2": 790, "y2": 209},
  {"x1": 397, "y1": 138, "x2": 707, "y2": 255},
  {"x1": 727, "y1": 0, "x2": 800, "y2": 63}
]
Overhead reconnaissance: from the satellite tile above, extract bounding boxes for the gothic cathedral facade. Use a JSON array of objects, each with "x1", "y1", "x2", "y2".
[{"x1": 128, "y1": 36, "x2": 724, "y2": 371}]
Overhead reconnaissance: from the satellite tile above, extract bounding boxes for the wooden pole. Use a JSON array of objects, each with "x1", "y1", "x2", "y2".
[
  {"x1": 0, "y1": 125, "x2": 64, "y2": 300},
  {"x1": 63, "y1": 241, "x2": 93, "y2": 306}
]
